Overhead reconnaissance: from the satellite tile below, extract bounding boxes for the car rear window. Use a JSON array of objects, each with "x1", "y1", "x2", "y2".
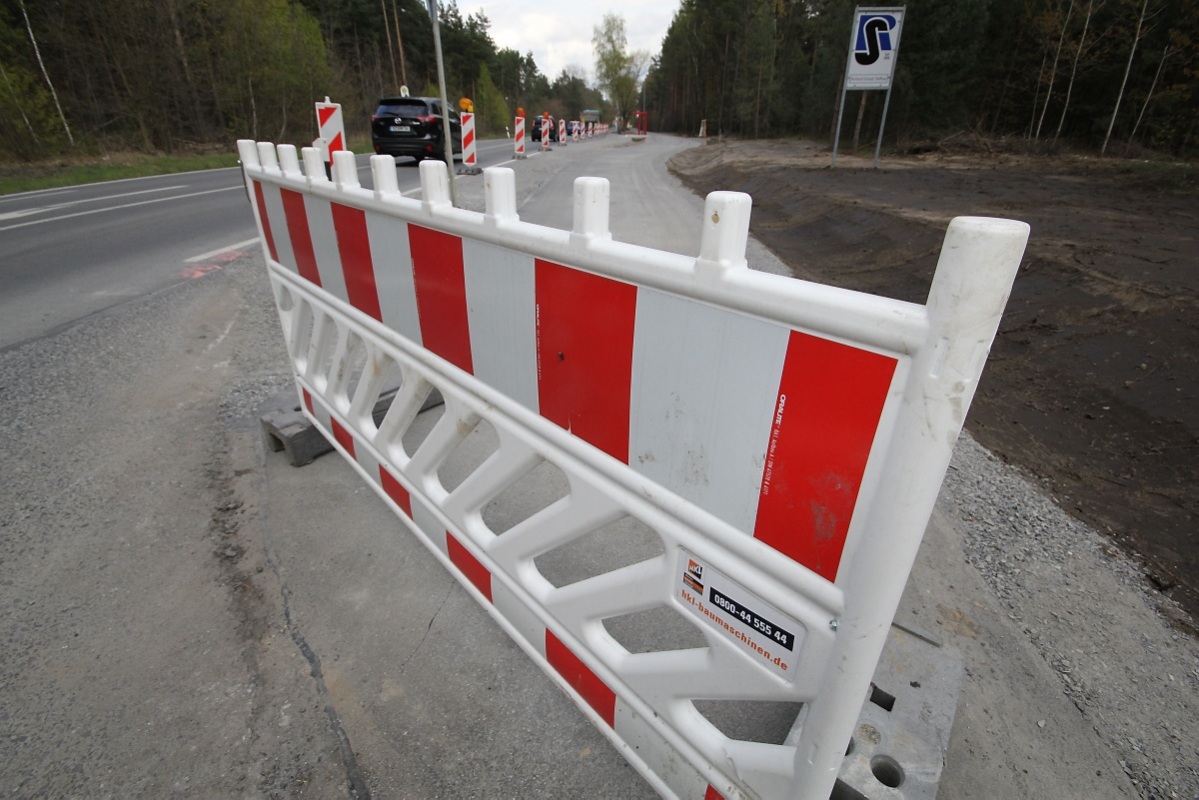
[{"x1": 376, "y1": 99, "x2": 431, "y2": 116}]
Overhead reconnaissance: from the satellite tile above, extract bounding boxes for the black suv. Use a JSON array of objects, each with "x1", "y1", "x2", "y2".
[
  {"x1": 529, "y1": 115, "x2": 558, "y2": 143},
  {"x1": 371, "y1": 97, "x2": 462, "y2": 162}
]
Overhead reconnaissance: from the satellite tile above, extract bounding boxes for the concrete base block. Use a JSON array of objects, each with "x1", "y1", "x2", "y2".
[{"x1": 259, "y1": 388, "x2": 444, "y2": 467}]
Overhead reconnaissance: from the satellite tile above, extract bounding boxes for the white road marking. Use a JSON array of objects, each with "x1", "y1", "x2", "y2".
[
  {"x1": 185, "y1": 237, "x2": 260, "y2": 263},
  {"x1": 0, "y1": 186, "x2": 241, "y2": 232},
  {"x1": 0, "y1": 185, "x2": 186, "y2": 221},
  {"x1": 0, "y1": 185, "x2": 78, "y2": 203}
]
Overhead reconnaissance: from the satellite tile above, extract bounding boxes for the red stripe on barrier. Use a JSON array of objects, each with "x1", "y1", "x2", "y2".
[
  {"x1": 545, "y1": 630, "x2": 616, "y2": 727},
  {"x1": 379, "y1": 466, "x2": 412, "y2": 517},
  {"x1": 446, "y1": 532, "x2": 492, "y2": 602},
  {"x1": 331, "y1": 417, "x2": 356, "y2": 459},
  {"x1": 535, "y1": 261, "x2": 636, "y2": 462},
  {"x1": 302, "y1": 388, "x2": 313, "y2": 414},
  {"x1": 753, "y1": 332, "x2": 896, "y2": 582},
  {"x1": 318, "y1": 106, "x2": 336, "y2": 127},
  {"x1": 409, "y1": 225, "x2": 474, "y2": 374},
  {"x1": 280, "y1": 188, "x2": 322, "y2": 286},
  {"x1": 252, "y1": 181, "x2": 279, "y2": 263},
  {"x1": 704, "y1": 787, "x2": 726, "y2": 800},
  {"x1": 330, "y1": 203, "x2": 382, "y2": 321}
]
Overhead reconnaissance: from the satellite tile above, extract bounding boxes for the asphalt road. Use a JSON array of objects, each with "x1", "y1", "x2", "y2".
[{"x1": 0, "y1": 139, "x2": 517, "y2": 352}]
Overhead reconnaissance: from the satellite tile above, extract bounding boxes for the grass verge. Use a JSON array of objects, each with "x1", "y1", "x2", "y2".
[{"x1": 0, "y1": 152, "x2": 243, "y2": 196}]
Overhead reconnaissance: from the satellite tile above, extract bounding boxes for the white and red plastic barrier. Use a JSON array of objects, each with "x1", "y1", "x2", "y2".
[
  {"x1": 458, "y1": 112, "x2": 481, "y2": 174},
  {"x1": 540, "y1": 117, "x2": 551, "y2": 151},
  {"x1": 314, "y1": 97, "x2": 346, "y2": 166},
  {"x1": 238, "y1": 139, "x2": 1027, "y2": 800},
  {"x1": 514, "y1": 115, "x2": 526, "y2": 159},
  {"x1": 557, "y1": 118, "x2": 567, "y2": 146}
]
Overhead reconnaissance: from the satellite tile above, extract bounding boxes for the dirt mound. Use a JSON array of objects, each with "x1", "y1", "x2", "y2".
[{"x1": 672, "y1": 139, "x2": 1199, "y2": 622}]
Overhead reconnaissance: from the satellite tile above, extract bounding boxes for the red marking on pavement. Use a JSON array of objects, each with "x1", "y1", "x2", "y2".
[{"x1": 182, "y1": 264, "x2": 222, "y2": 280}]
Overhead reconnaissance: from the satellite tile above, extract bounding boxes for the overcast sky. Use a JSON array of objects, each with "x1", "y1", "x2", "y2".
[{"x1": 457, "y1": 1, "x2": 679, "y2": 84}]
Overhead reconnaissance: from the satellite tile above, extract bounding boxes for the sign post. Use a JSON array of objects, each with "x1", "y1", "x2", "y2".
[{"x1": 831, "y1": 7, "x2": 905, "y2": 168}]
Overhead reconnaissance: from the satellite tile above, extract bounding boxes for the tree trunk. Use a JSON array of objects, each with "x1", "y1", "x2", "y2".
[
  {"x1": 1036, "y1": 0, "x2": 1074, "y2": 141},
  {"x1": 1103, "y1": 0, "x2": 1149, "y2": 155},
  {"x1": 166, "y1": 0, "x2": 204, "y2": 139},
  {"x1": 19, "y1": 0, "x2": 73, "y2": 145},
  {"x1": 1055, "y1": 0, "x2": 1099, "y2": 144},
  {"x1": 1126, "y1": 43, "x2": 1173, "y2": 151},
  {"x1": 852, "y1": 91, "x2": 868, "y2": 152},
  {"x1": 0, "y1": 60, "x2": 40, "y2": 141},
  {"x1": 1027, "y1": 52, "x2": 1046, "y2": 138},
  {"x1": 391, "y1": 0, "x2": 408, "y2": 87},
  {"x1": 380, "y1": 0, "x2": 399, "y2": 90}
]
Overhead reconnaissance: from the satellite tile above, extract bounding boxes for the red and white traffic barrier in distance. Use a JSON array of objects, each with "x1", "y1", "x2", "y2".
[
  {"x1": 558, "y1": 118, "x2": 567, "y2": 147},
  {"x1": 540, "y1": 117, "x2": 551, "y2": 152},
  {"x1": 314, "y1": 97, "x2": 346, "y2": 166},
  {"x1": 458, "y1": 112, "x2": 481, "y2": 175},
  {"x1": 573, "y1": 122, "x2": 580, "y2": 143},
  {"x1": 238, "y1": 139, "x2": 1028, "y2": 800},
  {"x1": 514, "y1": 116, "x2": 526, "y2": 159}
]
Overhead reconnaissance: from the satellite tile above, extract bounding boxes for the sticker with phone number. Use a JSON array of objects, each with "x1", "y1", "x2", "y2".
[{"x1": 675, "y1": 550, "x2": 804, "y2": 681}]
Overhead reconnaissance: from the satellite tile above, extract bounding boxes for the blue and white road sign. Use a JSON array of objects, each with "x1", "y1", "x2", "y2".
[{"x1": 845, "y1": 7, "x2": 905, "y2": 89}]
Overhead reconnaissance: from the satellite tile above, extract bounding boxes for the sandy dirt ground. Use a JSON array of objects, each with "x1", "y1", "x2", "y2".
[{"x1": 670, "y1": 139, "x2": 1199, "y2": 625}]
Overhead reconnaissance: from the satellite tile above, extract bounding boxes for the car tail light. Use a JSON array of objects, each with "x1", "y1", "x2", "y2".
[{"x1": 417, "y1": 115, "x2": 438, "y2": 125}]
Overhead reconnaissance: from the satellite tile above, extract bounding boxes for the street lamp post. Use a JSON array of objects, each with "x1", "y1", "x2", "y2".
[{"x1": 427, "y1": 0, "x2": 457, "y2": 206}]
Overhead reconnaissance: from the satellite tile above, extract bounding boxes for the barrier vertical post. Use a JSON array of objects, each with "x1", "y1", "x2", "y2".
[
  {"x1": 558, "y1": 118, "x2": 567, "y2": 147},
  {"x1": 540, "y1": 117, "x2": 551, "y2": 151},
  {"x1": 514, "y1": 116, "x2": 526, "y2": 159},
  {"x1": 790, "y1": 215, "x2": 1030, "y2": 799}
]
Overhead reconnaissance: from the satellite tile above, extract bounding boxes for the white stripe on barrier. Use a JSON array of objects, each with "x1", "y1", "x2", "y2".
[
  {"x1": 238, "y1": 139, "x2": 1028, "y2": 800},
  {"x1": 461, "y1": 238, "x2": 540, "y2": 413}
]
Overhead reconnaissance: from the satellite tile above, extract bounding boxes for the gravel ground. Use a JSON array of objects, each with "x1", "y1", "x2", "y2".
[{"x1": 943, "y1": 433, "x2": 1199, "y2": 798}]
